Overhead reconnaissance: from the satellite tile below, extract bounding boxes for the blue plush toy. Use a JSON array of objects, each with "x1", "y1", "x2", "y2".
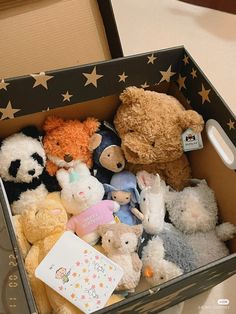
[
  {"x1": 104, "y1": 171, "x2": 140, "y2": 225},
  {"x1": 92, "y1": 123, "x2": 126, "y2": 184}
]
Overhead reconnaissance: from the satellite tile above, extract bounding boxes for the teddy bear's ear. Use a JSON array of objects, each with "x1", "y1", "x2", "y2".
[
  {"x1": 88, "y1": 133, "x2": 102, "y2": 151},
  {"x1": 83, "y1": 117, "x2": 100, "y2": 136},
  {"x1": 132, "y1": 224, "x2": 143, "y2": 237},
  {"x1": 119, "y1": 86, "x2": 145, "y2": 105},
  {"x1": 43, "y1": 116, "x2": 65, "y2": 132},
  {"x1": 178, "y1": 110, "x2": 204, "y2": 133},
  {"x1": 97, "y1": 224, "x2": 111, "y2": 236}
]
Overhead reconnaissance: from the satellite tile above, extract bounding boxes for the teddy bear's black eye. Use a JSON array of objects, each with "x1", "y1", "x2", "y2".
[
  {"x1": 143, "y1": 197, "x2": 146, "y2": 202},
  {"x1": 88, "y1": 186, "x2": 91, "y2": 190},
  {"x1": 151, "y1": 142, "x2": 155, "y2": 147},
  {"x1": 108, "y1": 239, "x2": 111, "y2": 243},
  {"x1": 181, "y1": 209, "x2": 184, "y2": 213},
  {"x1": 56, "y1": 141, "x2": 60, "y2": 146},
  {"x1": 113, "y1": 196, "x2": 116, "y2": 199},
  {"x1": 35, "y1": 210, "x2": 39, "y2": 216},
  {"x1": 125, "y1": 241, "x2": 129, "y2": 244},
  {"x1": 107, "y1": 154, "x2": 110, "y2": 157},
  {"x1": 126, "y1": 197, "x2": 129, "y2": 200},
  {"x1": 160, "y1": 276, "x2": 164, "y2": 280}
]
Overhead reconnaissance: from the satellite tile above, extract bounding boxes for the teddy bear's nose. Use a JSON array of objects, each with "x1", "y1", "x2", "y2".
[
  {"x1": 117, "y1": 162, "x2": 123, "y2": 169},
  {"x1": 28, "y1": 169, "x2": 35, "y2": 176},
  {"x1": 64, "y1": 154, "x2": 73, "y2": 163}
]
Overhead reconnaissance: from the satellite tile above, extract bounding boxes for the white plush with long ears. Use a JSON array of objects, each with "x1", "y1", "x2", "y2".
[{"x1": 132, "y1": 170, "x2": 167, "y2": 234}]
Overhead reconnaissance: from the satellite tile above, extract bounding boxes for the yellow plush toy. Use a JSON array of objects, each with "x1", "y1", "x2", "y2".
[{"x1": 19, "y1": 193, "x2": 123, "y2": 314}]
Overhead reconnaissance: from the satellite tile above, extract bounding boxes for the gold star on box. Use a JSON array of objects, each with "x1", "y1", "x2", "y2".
[
  {"x1": 147, "y1": 54, "x2": 157, "y2": 64},
  {"x1": 62, "y1": 91, "x2": 73, "y2": 102},
  {"x1": 141, "y1": 81, "x2": 149, "y2": 89},
  {"x1": 159, "y1": 65, "x2": 176, "y2": 83},
  {"x1": 31, "y1": 72, "x2": 53, "y2": 89},
  {"x1": 83, "y1": 66, "x2": 103, "y2": 88},
  {"x1": 0, "y1": 101, "x2": 21, "y2": 120},
  {"x1": 190, "y1": 68, "x2": 197, "y2": 79},
  {"x1": 177, "y1": 74, "x2": 186, "y2": 90},
  {"x1": 227, "y1": 119, "x2": 235, "y2": 130},
  {"x1": 0, "y1": 79, "x2": 9, "y2": 91},
  {"x1": 198, "y1": 84, "x2": 211, "y2": 104},
  {"x1": 118, "y1": 72, "x2": 128, "y2": 82},
  {"x1": 183, "y1": 54, "x2": 189, "y2": 65}
]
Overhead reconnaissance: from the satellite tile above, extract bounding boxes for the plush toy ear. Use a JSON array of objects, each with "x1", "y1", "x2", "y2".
[
  {"x1": 132, "y1": 224, "x2": 143, "y2": 237},
  {"x1": 150, "y1": 174, "x2": 161, "y2": 194},
  {"x1": 97, "y1": 224, "x2": 112, "y2": 237},
  {"x1": 88, "y1": 133, "x2": 102, "y2": 151},
  {"x1": 21, "y1": 126, "x2": 41, "y2": 139},
  {"x1": 136, "y1": 171, "x2": 156, "y2": 190},
  {"x1": 56, "y1": 169, "x2": 70, "y2": 188},
  {"x1": 119, "y1": 86, "x2": 146, "y2": 106},
  {"x1": 178, "y1": 110, "x2": 204, "y2": 133},
  {"x1": 43, "y1": 116, "x2": 64, "y2": 132},
  {"x1": 83, "y1": 117, "x2": 100, "y2": 136}
]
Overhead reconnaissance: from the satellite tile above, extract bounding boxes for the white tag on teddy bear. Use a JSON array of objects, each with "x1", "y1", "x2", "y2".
[
  {"x1": 182, "y1": 128, "x2": 203, "y2": 152},
  {"x1": 35, "y1": 231, "x2": 123, "y2": 314}
]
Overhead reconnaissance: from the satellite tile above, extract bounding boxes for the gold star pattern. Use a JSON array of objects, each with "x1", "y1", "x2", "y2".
[
  {"x1": 31, "y1": 72, "x2": 53, "y2": 89},
  {"x1": 159, "y1": 65, "x2": 176, "y2": 83},
  {"x1": 83, "y1": 66, "x2": 103, "y2": 88},
  {"x1": 227, "y1": 119, "x2": 235, "y2": 130},
  {"x1": 0, "y1": 79, "x2": 9, "y2": 91},
  {"x1": 147, "y1": 54, "x2": 157, "y2": 64},
  {"x1": 141, "y1": 81, "x2": 149, "y2": 89},
  {"x1": 177, "y1": 74, "x2": 186, "y2": 90},
  {"x1": 0, "y1": 101, "x2": 21, "y2": 120},
  {"x1": 198, "y1": 84, "x2": 211, "y2": 104},
  {"x1": 190, "y1": 68, "x2": 197, "y2": 79},
  {"x1": 183, "y1": 54, "x2": 189, "y2": 65},
  {"x1": 62, "y1": 91, "x2": 73, "y2": 102},
  {"x1": 118, "y1": 72, "x2": 128, "y2": 82}
]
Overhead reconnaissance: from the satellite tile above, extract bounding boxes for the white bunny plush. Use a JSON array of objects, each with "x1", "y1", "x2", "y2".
[
  {"x1": 133, "y1": 171, "x2": 197, "y2": 287},
  {"x1": 166, "y1": 179, "x2": 236, "y2": 267},
  {"x1": 56, "y1": 163, "x2": 119, "y2": 245}
]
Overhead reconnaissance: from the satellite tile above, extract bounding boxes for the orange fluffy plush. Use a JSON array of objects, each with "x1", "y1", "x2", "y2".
[{"x1": 43, "y1": 116, "x2": 100, "y2": 176}]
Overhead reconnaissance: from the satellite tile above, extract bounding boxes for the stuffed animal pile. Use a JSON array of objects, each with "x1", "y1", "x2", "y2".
[{"x1": 0, "y1": 87, "x2": 235, "y2": 314}]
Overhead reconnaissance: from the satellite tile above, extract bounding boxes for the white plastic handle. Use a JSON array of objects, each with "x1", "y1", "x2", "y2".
[{"x1": 206, "y1": 119, "x2": 236, "y2": 170}]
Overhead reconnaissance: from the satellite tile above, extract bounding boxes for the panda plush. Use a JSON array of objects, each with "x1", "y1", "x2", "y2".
[{"x1": 0, "y1": 126, "x2": 59, "y2": 215}]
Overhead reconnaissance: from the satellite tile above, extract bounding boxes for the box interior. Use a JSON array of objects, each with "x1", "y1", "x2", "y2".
[{"x1": 1, "y1": 82, "x2": 235, "y2": 254}]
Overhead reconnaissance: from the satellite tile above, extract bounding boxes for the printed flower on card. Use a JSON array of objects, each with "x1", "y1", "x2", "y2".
[
  {"x1": 72, "y1": 272, "x2": 77, "y2": 277},
  {"x1": 70, "y1": 293, "x2": 75, "y2": 299},
  {"x1": 108, "y1": 276, "x2": 112, "y2": 282},
  {"x1": 84, "y1": 250, "x2": 88, "y2": 254},
  {"x1": 99, "y1": 283, "x2": 104, "y2": 288},
  {"x1": 75, "y1": 283, "x2": 80, "y2": 288},
  {"x1": 84, "y1": 278, "x2": 89, "y2": 283},
  {"x1": 92, "y1": 274, "x2": 97, "y2": 279},
  {"x1": 95, "y1": 255, "x2": 99, "y2": 260},
  {"x1": 92, "y1": 284, "x2": 96, "y2": 289},
  {"x1": 85, "y1": 259, "x2": 89, "y2": 263},
  {"x1": 83, "y1": 268, "x2": 87, "y2": 273},
  {"x1": 59, "y1": 286, "x2": 63, "y2": 291},
  {"x1": 81, "y1": 295, "x2": 85, "y2": 300},
  {"x1": 97, "y1": 300, "x2": 101, "y2": 305},
  {"x1": 76, "y1": 261, "x2": 80, "y2": 267},
  {"x1": 85, "y1": 303, "x2": 89, "y2": 308}
]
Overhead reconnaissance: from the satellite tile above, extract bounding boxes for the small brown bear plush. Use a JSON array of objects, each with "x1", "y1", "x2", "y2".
[{"x1": 114, "y1": 87, "x2": 204, "y2": 190}]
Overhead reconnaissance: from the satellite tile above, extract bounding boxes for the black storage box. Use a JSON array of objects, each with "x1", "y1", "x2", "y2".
[{"x1": 0, "y1": 46, "x2": 236, "y2": 314}]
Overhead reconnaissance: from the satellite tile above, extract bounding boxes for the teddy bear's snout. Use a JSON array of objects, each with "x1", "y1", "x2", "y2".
[{"x1": 64, "y1": 154, "x2": 73, "y2": 163}]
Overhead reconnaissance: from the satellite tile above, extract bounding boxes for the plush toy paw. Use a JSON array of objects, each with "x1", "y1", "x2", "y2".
[{"x1": 216, "y1": 222, "x2": 236, "y2": 241}]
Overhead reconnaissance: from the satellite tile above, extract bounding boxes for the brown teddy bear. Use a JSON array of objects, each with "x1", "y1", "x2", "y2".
[
  {"x1": 43, "y1": 116, "x2": 100, "y2": 176},
  {"x1": 114, "y1": 87, "x2": 204, "y2": 190}
]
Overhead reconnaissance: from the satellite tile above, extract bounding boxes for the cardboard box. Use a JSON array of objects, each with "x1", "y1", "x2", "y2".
[{"x1": 0, "y1": 46, "x2": 236, "y2": 313}]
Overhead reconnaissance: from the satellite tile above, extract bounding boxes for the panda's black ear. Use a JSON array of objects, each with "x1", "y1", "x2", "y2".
[{"x1": 21, "y1": 126, "x2": 42, "y2": 140}]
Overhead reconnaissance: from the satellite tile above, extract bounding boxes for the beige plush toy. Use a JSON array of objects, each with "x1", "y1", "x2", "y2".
[
  {"x1": 19, "y1": 193, "x2": 123, "y2": 314},
  {"x1": 114, "y1": 87, "x2": 204, "y2": 190},
  {"x1": 98, "y1": 223, "x2": 143, "y2": 292}
]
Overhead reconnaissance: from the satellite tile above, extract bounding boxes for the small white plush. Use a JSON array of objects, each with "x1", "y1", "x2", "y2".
[{"x1": 166, "y1": 179, "x2": 236, "y2": 267}]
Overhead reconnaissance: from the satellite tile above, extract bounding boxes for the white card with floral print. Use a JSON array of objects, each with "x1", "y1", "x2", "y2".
[{"x1": 35, "y1": 231, "x2": 123, "y2": 314}]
